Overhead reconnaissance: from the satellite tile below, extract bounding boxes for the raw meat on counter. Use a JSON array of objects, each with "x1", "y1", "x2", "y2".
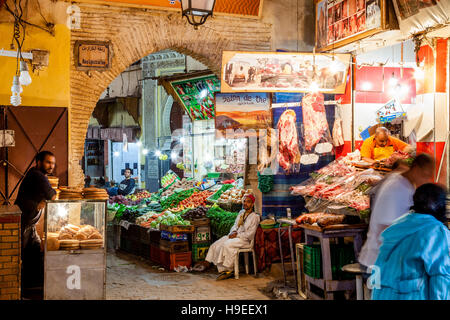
[
  {"x1": 295, "y1": 212, "x2": 346, "y2": 227},
  {"x1": 383, "y1": 151, "x2": 411, "y2": 167},
  {"x1": 302, "y1": 92, "x2": 331, "y2": 151},
  {"x1": 277, "y1": 109, "x2": 301, "y2": 172}
]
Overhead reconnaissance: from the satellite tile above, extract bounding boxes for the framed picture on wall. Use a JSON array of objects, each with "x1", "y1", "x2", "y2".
[{"x1": 315, "y1": 0, "x2": 396, "y2": 52}]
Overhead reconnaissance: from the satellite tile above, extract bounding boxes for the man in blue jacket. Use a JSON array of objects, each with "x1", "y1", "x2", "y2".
[{"x1": 108, "y1": 168, "x2": 135, "y2": 196}]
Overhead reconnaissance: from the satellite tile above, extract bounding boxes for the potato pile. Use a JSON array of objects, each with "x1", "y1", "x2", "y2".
[{"x1": 217, "y1": 188, "x2": 252, "y2": 204}]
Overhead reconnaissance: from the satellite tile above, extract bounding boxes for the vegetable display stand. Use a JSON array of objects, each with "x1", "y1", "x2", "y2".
[
  {"x1": 150, "y1": 243, "x2": 160, "y2": 263},
  {"x1": 140, "y1": 243, "x2": 151, "y2": 260},
  {"x1": 160, "y1": 250, "x2": 192, "y2": 271},
  {"x1": 299, "y1": 223, "x2": 367, "y2": 300},
  {"x1": 149, "y1": 230, "x2": 162, "y2": 244},
  {"x1": 160, "y1": 224, "x2": 195, "y2": 233},
  {"x1": 192, "y1": 242, "x2": 210, "y2": 262},
  {"x1": 128, "y1": 224, "x2": 141, "y2": 241},
  {"x1": 140, "y1": 226, "x2": 151, "y2": 245},
  {"x1": 159, "y1": 240, "x2": 189, "y2": 253}
]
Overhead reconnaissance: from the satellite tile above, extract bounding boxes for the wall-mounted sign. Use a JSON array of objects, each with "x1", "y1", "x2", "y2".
[
  {"x1": 73, "y1": 0, "x2": 263, "y2": 18},
  {"x1": 392, "y1": 0, "x2": 450, "y2": 35},
  {"x1": 74, "y1": 40, "x2": 111, "y2": 71},
  {"x1": 170, "y1": 75, "x2": 220, "y2": 121},
  {"x1": 376, "y1": 98, "x2": 406, "y2": 123},
  {"x1": 221, "y1": 51, "x2": 351, "y2": 94},
  {"x1": 215, "y1": 93, "x2": 272, "y2": 134},
  {"x1": 315, "y1": 0, "x2": 391, "y2": 52}
]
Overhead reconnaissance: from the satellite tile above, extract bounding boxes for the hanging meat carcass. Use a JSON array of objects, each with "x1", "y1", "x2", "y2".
[
  {"x1": 302, "y1": 92, "x2": 330, "y2": 151},
  {"x1": 277, "y1": 109, "x2": 301, "y2": 172}
]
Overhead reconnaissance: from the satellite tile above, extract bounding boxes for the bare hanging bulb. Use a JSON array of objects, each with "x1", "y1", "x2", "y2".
[
  {"x1": 19, "y1": 61, "x2": 32, "y2": 86},
  {"x1": 11, "y1": 76, "x2": 23, "y2": 94},
  {"x1": 10, "y1": 92, "x2": 21, "y2": 106}
]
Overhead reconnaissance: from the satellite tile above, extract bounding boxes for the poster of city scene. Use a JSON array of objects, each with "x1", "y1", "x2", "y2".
[{"x1": 221, "y1": 51, "x2": 351, "y2": 94}]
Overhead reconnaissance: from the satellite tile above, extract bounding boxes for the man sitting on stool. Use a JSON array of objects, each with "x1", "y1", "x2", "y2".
[{"x1": 195, "y1": 194, "x2": 260, "y2": 280}]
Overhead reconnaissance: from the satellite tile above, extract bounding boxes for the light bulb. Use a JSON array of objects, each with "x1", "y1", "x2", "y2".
[
  {"x1": 388, "y1": 73, "x2": 398, "y2": 87},
  {"x1": 19, "y1": 61, "x2": 32, "y2": 86},
  {"x1": 330, "y1": 59, "x2": 340, "y2": 73},
  {"x1": 136, "y1": 141, "x2": 142, "y2": 147},
  {"x1": 142, "y1": 148, "x2": 149, "y2": 155},
  {"x1": 10, "y1": 92, "x2": 21, "y2": 106},
  {"x1": 11, "y1": 76, "x2": 23, "y2": 94},
  {"x1": 113, "y1": 151, "x2": 120, "y2": 157},
  {"x1": 362, "y1": 81, "x2": 372, "y2": 91},
  {"x1": 179, "y1": 137, "x2": 185, "y2": 144},
  {"x1": 400, "y1": 84, "x2": 409, "y2": 96},
  {"x1": 155, "y1": 150, "x2": 161, "y2": 157},
  {"x1": 414, "y1": 68, "x2": 424, "y2": 80},
  {"x1": 199, "y1": 89, "x2": 208, "y2": 99},
  {"x1": 309, "y1": 80, "x2": 319, "y2": 93}
]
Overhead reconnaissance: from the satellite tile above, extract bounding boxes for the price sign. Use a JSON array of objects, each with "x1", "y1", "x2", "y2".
[{"x1": 119, "y1": 220, "x2": 131, "y2": 230}]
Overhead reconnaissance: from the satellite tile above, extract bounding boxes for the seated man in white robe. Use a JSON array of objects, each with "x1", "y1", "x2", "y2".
[{"x1": 199, "y1": 194, "x2": 260, "y2": 280}]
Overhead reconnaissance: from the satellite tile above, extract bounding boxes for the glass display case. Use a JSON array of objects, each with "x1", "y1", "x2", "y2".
[{"x1": 43, "y1": 200, "x2": 107, "y2": 300}]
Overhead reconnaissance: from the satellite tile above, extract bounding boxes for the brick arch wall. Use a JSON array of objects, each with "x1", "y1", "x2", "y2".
[{"x1": 69, "y1": 3, "x2": 272, "y2": 186}]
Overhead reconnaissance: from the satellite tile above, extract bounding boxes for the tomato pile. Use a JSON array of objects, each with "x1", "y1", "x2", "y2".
[{"x1": 178, "y1": 190, "x2": 214, "y2": 209}]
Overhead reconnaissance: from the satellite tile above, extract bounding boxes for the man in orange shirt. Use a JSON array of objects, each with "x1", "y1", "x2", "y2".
[{"x1": 360, "y1": 127, "x2": 412, "y2": 164}]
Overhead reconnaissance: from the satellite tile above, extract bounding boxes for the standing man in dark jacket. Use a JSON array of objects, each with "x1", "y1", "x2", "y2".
[{"x1": 15, "y1": 151, "x2": 57, "y2": 290}]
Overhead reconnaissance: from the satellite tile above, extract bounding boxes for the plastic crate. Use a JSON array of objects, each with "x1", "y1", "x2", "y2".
[
  {"x1": 192, "y1": 242, "x2": 210, "y2": 262},
  {"x1": 303, "y1": 244, "x2": 356, "y2": 280},
  {"x1": 303, "y1": 244, "x2": 322, "y2": 279},
  {"x1": 160, "y1": 250, "x2": 192, "y2": 271}
]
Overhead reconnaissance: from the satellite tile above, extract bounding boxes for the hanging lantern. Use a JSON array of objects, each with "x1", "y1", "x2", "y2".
[{"x1": 180, "y1": 0, "x2": 216, "y2": 29}]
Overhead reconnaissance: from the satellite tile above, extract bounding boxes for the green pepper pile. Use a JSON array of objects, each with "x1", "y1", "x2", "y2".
[
  {"x1": 207, "y1": 204, "x2": 240, "y2": 239},
  {"x1": 160, "y1": 188, "x2": 198, "y2": 210},
  {"x1": 257, "y1": 172, "x2": 274, "y2": 193}
]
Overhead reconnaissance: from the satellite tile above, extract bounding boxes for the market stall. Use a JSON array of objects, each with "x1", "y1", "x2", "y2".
[{"x1": 43, "y1": 188, "x2": 108, "y2": 300}]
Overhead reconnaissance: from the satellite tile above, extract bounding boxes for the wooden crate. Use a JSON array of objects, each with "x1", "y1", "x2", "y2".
[
  {"x1": 296, "y1": 243, "x2": 307, "y2": 299},
  {"x1": 160, "y1": 250, "x2": 192, "y2": 271},
  {"x1": 160, "y1": 224, "x2": 195, "y2": 234},
  {"x1": 159, "y1": 240, "x2": 189, "y2": 253},
  {"x1": 191, "y1": 218, "x2": 210, "y2": 226}
]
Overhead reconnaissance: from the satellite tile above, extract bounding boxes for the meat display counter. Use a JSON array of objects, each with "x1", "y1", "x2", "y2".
[{"x1": 43, "y1": 200, "x2": 106, "y2": 300}]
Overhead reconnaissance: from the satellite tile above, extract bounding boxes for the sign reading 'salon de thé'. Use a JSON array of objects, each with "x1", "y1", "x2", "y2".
[{"x1": 74, "y1": 40, "x2": 112, "y2": 71}]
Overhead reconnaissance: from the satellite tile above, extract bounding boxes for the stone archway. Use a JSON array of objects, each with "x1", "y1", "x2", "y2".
[{"x1": 69, "y1": 3, "x2": 272, "y2": 186}]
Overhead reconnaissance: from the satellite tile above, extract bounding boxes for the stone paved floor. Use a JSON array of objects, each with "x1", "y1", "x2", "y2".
[{"x1": 106, "y1": 251, "x2": 275, "y2": 300}]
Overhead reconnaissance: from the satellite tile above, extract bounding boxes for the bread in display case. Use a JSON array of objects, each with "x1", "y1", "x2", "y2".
[{"x1": 43, "y1": 199, "x2": 107, "y2": 300}]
